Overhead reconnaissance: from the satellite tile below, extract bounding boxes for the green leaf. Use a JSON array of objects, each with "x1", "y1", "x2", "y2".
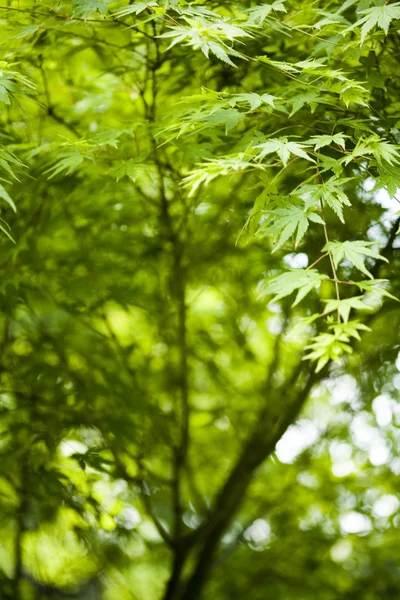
[
  {"x1": 255, "y1": 138, "x2": 315, "y2": 166},
  {"x1": 309, "y1": 134, "x2": 348, "y2": 151},
  {"x1": 72, "y1": 0, "x2": 110, "y2": 18},
  {"x1": 290, "y1": 91, "x2": 321, "y2": 116},
  {"x1": 257, "y1": 56, "x2": 300, "y2": 73},
  {"x1": 0, "y1": 147, "x2": 25, "y2": 181},
  {"x1": 345, "y1": 3, "x2": 400, "y2": 44},
  {"x1": 0, "y1": 65, "x2": 35, "y2": 106},
  {"x1": 113, "y1": 1, "x2": 158, "y2": 17},
  {"x1": 304, "y1": 321, "x2": 371, "y2": 371},
  {"x1": 183, "y1": 155, "x2": 259, "y2": 196},
  {"x1": 238, "y1": 188, "x2": 271, "y2": 244},
  {"x1": 160, "y1": 13, "x2": 251, "y2": 65},
  {"x1": 0, "y1": 184, "x2": 16, "y2": 212},
  {"x1": 247, "y1": 1, "x2": 286, "y2": 25},
  {"x1": 294, "y1": 177, "x2": 353, "y2": 223},
  {"x1": 324, "y1": 240, "x2": 388, "y2": 278},
  {"x1": 375, "y1": 162, "x2": 400, "y2": 198},
  {"x1": 11, "y1": 24, "x2": 40, "y2": 39},
  {"x1": 340, "y1": 86, "x2": 369, "y2": 108},
  {"x1": 265, "y1": 203, "x2": 324, "y2": 251},
  {"x1": 206, "y1": 42, "x2": 238, "y2": 67},
  {"x1": 0, "y1": 217, "x2": 15, "y2": 243},
  {"x1": 108, "y1": 160, "x2": 146, "y2": 182},
  {"x1": 323, "y1": 296, "x2": 371, "y2": 322},
  {"x1": 321, "y1": 178, "x2": 352, "y2": 223},
  {"x1": 345, "y1": 135, "x2": 399, "y2": 166},
  {"x1": 355, "y1": 279, "x2": 398, "y2": 301},
  {"x1": 229, "y1": 92, "x2": 276, "y2": 111},
  {"x1": 261, "y1": 269, "x2": 326, "y2": 306},
  {"x1": 45, "y1": 152, "x2": 85, "y2": 179},
  {"x1": 230, "y1": 93, "x2": 262, "y2": 111}
]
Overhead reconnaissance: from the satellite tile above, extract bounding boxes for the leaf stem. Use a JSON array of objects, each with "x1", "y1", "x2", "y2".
[
  {"x1": 306, "y1": 252, "x2": 329, "y2": 270},
  {"x1": 326, "y1": 278, "x2": 355, "y2": 285},
  {"x1": 320, "y1": 200, "x2": 341, "y2": 321}
]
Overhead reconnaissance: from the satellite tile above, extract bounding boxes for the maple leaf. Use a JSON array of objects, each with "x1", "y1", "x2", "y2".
[
  {"x1": 345, "y1": 3, "x2": 400, "y2": 44},
  {"x1": 308, "y1": 133, "x2": 348, "y2": 151},
  {"x1": 295, "y1": 177, "x2": 353, "y2": 223},
  {"x1": 260, "y1": 269, "x2": 326, "y2": 306},
  {"x1": 344, "y1": 135, "x2": 400, "y2": 166},
  {"x1": 323, "y1": 296, "x2": 371, "y2": 323},
  {"x1": 254, "y1": 138, "x2": 315, "y2": 166},
  {"x1": 304, "y1": 321, "x2": 370, "y2": 372},
  {"x1": 264, "y1": 203, "x2": 324, "y2": 251},
  {"x1": 324, "y1": 240, "x2": 388, "y2": 279}
]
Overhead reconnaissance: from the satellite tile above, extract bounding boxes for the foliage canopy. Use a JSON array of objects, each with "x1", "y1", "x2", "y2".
[{"x1": 1, "y1": 1, "x2": 400, "y2": 599}]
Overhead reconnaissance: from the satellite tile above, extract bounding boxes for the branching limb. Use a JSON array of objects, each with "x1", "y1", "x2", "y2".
[{"x1": 177, "y1": 367, "x2": 318, "y2": 600}]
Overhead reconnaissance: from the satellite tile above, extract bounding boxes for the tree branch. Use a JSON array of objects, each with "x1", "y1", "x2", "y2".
[{"x1": 177, "y1": 367, "x2": 318, "y2": 600}]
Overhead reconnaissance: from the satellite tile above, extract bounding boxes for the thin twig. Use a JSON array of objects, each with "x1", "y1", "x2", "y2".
[{"x1": 306, "y1": 252, "x2": 329, "y2": 270}]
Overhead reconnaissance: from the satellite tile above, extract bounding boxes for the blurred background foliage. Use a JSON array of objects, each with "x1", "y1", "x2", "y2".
[{"x1": 0, "y1": 0, "x2": 400, "y2": 599}]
